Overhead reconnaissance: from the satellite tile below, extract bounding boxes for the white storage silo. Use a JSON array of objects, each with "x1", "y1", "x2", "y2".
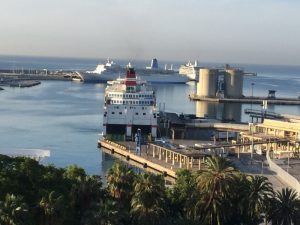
[
  {"x1": 224, "y1": 69, "x2": 244, "y2": 98},
  {"x1": 197, "y1": 68, "x2": 219, "y2": 97}
]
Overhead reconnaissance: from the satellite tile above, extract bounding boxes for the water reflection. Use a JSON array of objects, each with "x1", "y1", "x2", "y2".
[
  {"x1": 223, "y1": 103, "x2": 242, "y2": 122},
  {"x1": 196, "y1": 101, "x2": 242, "y2": 122}
]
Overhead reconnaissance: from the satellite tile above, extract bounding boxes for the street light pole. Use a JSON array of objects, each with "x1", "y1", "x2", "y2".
[
  {"x1": 251, "y1": 83, "x2": 255, "y2": 123},
  {"x1": 251, "y1": 83, "x2": 254, "y2": 108},
  {"x1": 249, "y1": 123, "x2": 254, "y2": 165},
  {"x1": 287, "y1": 142, "x2": 290, "y2": 173}
]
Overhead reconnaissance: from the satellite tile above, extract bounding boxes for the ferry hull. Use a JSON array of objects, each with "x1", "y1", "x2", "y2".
[{"x1": 76, "y1": 72, "x2": 189, "y2": 84}]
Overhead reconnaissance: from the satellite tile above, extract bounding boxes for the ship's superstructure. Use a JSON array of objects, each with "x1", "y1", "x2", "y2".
[
  {"x1": 88, "y1": 58, "x2": 123, "y2": 74},
  {"x1": 103, "y1": 68, "x2": 158, "y2": 140},
  {"x1": 179, "y1": 60, "x2": 201, "y2": 81},
  {"x1": 74, "y1": 58, "x2": 188, "y2": 83}
]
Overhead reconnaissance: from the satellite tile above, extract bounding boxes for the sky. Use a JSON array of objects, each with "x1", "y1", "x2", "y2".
[{"x1": 0, "y1": 0, "x2": 300, "y2": 65}]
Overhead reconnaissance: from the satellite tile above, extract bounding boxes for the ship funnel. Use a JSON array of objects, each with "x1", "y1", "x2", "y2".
[
  {"x1": 151, "y1": 58, "x2": 158, "y2": 69},
  {"x1": 194, "y1": 60, "x2": 198, "y2": 66},
  {"x1": 125, "y1": 68, "x2": 137, "y2": 87},
  {"x1": 127, "y1": 62, "x2": 133, "y2": 68}
]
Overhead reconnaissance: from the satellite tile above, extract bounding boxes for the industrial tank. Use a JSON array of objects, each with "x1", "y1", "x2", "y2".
[
  {"x1": 197, "y1": 68, "x2": 219, "y2": 97},
  {"x1": 224, "y1": 69, "x2": 244, "y2": 98}
]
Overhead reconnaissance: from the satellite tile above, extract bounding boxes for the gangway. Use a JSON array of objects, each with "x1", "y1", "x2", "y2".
[{"x1": 244, "y1": 108, "x2": 283, "y2": 122}]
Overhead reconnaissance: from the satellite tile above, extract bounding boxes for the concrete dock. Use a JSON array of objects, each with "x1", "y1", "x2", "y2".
[
  {"x1": 98, "y1": 138, "x2": 293, "y2": 190},
  {"x1": 98, "y1": 139, "x2": 216, "y2": 179},
  {"x1": 189, "y1": 93, "x2": 300, "y2": 105},
  {"x1": 99, "y1": 140, "x2": 177, "y2": 178}
]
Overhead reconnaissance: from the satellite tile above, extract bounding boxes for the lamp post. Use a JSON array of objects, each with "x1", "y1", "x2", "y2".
[
  {"x1": 251, "y1": 83, "x2": 255, "y2": 110},
  {"x1": 249, "y1": 123, "x2": 254, "y2": 165},
  {"x1": 287, "y1": 141, "x2": 290, "y2": 173}
]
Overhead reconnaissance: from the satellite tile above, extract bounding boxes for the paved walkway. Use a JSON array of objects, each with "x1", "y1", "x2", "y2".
[{"x1": 229, "y1": 154, "x2": 290, "y2": 191}]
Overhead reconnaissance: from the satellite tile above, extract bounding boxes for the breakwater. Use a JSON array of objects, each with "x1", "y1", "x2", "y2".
[{"x1": 189, "y1": 94, "x2": 300, "y2": 105}]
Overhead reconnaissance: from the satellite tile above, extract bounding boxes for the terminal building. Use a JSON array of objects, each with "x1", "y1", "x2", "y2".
[
  {"x1": 255, "y1": 118, "x2": 300, "y2": 142},
  {"x1": 240, "y1": 117, "x2": 300, "y2": 157}
]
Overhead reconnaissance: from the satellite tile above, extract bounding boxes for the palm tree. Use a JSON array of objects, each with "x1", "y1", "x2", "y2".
[
  {"x1": 170, "y1": 169, "x2": 198, "y2": 221},
  {"x1": 63, "y1": 165, "x2": 86, "y2": 180},
  {"x1": 195, "y1": 156, "x2": 237, "y2": 225},
  {"x1": 267, "y1": 187, "x2": 300, "y2": 225},
  {"x1": 107, "y1": 162, "x2": 135, "y2": 200},
  {"x1": 82, "y1": 199, "x2": 128, "y2": 225},
  {"x1": 70, "y1": 175, "x2": 103, "y2": 223},
  {"x1": 39, "y1": 191, "x2": 64, "y2": 225},
  {"x1": 244, "y1": 175, "x2": 273, "y2": 224},
  {"x1": 227, "y1": 175, "x2": 274, "y2": 225},
  {"x1": 131, "y1": 173, "x2": 166, "y2": 225},
  {"x1": 0, "y1": 194, "x2": 28, "y2": 225}
]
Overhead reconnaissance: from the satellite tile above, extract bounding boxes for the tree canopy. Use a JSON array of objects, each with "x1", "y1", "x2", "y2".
[{"x1": 0, "y1": 154, "x2": 299, "y2": 225}]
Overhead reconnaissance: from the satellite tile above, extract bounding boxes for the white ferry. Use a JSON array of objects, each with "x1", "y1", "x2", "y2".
[
  {"x1": 88, "y1": 58, "x2": 123, "y2": 74},
  {"x1": 103, "y1": 67, "x2": 158, "y2": 140},
  {"x1": 179, "y1": 60, "x2": 201, "y2": 81},
  {"x1": 74, "y1": 59, "x2": 189, "y2": 84}
]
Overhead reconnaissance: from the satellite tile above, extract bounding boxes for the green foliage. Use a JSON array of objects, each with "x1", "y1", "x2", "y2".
[
  {"x1": 39, "y1": 191, "x2": 64, "y2": 225},
  {"x1": 267, "y1": 187, "x2": 300, "y2": 225},
  {"x1": 0, "y1": 194, "x2": 28, "y2": 225},
  {"x1": 131, "y1": 173, "x2": 166, "y2": 225},
  {"x1": 63, "y1": 165, "x2": 86, "y2": 181},
  {"x1": 107, "y1": 162, "x2": 135, "y2": 201},
  {"x1": 0, "y1": 155, "x2": 300, "y2": 225}
]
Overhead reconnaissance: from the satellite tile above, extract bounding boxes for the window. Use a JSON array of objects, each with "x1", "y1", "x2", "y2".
[
  {"x1": 112, "y1": 112, "x2": 115, "y2": 114},
  {"x1": 143, "y1": 113, "x2": 146, "y2": 115},
  {"x1": 136, "y1": 112, "x2": 139, "y2": 115},
  {"x1": 119, "y1": 112, "x2": 122, "y2": 114}
]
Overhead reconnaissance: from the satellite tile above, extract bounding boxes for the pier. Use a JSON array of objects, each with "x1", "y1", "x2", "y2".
[
  {"x1": 98, "y1": 138, "x2": 290, "y2": 180},
  {"x1": 99, "y1": 140, "x2": 177, "y2": 178},
  {"x1": 0, "y1": 79, "x2": 41, "y2": 88},
  {"x1": 189, "y1": 94, "x2": 300, "y2": 105},
  {"x1": 9, "y1": 80, "x2": 41, "y2": 88}
]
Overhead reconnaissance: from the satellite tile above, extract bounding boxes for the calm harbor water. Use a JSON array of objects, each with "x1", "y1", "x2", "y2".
[{"x1": 0, "y1": 55, "x2": 300, "y2": 175}]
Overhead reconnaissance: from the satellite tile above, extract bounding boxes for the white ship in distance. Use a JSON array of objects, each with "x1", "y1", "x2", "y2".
[
  {"x1": 73, "y1": 58, "x2": 189, "y2": 84},
  {"x1": 179, "y1": 60, "x2": 201, "y2": 81}
]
